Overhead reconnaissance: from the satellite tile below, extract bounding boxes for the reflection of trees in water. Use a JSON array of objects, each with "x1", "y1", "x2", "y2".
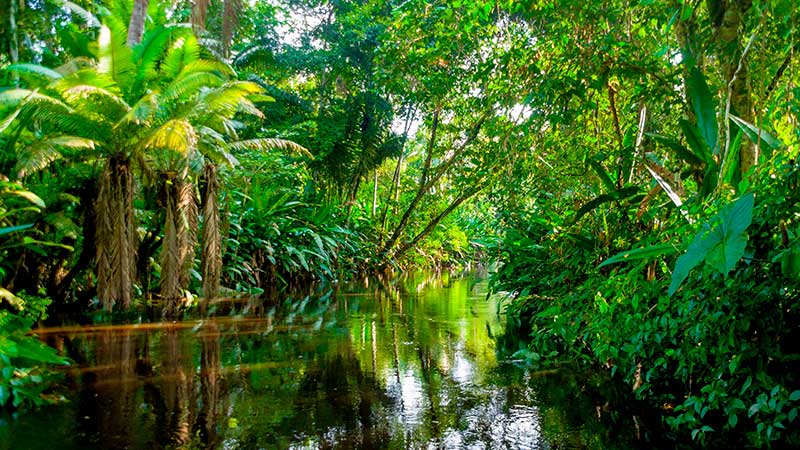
[
  {"x1": 65, "y1": 322, "x2": 230, "y2": 450},
  {"x1": 285, "y1": 343, "x2": 393, "y2": 449},
  {"x1": 157, "y1": 326, "x2": 196, "y2": 447},
  {"x1": 195, "y1": 321, "x2": 225, "y2": 448},
  {"x1": 76, "y1": 328, "x2": 147, "y2": 449}
]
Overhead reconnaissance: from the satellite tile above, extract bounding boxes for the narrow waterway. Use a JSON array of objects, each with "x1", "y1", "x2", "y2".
[{"x1": 0, "y1": 272, "x2": 650, "y2": 449}]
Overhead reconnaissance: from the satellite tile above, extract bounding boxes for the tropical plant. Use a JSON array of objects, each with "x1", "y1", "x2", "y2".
[{"x1": 0, "y1": 182, "x2": 69, "y2": 410}]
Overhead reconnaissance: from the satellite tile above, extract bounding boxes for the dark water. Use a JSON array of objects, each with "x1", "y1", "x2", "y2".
[{"x1": 0, "y1": 272, "x2": 651, "y2": 449}]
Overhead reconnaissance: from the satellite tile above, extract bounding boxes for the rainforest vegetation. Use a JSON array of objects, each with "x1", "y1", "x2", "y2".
[{"x1": 0, "y1": 0, "x2": 799, "y2": 448}]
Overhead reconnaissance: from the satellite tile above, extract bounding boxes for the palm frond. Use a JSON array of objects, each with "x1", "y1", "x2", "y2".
[
  {"x1": 0, "y1": 88, "x2": 69, "y2": 110},
  {"x1": 61, "y1": 85, "x2": 130, "y2": 120},
  {"x1": 97, "y1": 24, "x2": 135, "y2": 89},
  {"x1": 117, "y1": 92, "x2": 159, "y2": 126},
  {"x1": 0, "y1": 107, "x2": 21, "y2": 134},
  {"x1": 162, "y1": 71, "x2": 226, "y2": 102},
  {"x1": 161, "y1": 35, "x2": 201, "y2": 81},
  {"x1": 52, "y1": 0, "x2": 101, "y2": 27},
  {"x1": 52, "y1": 68, "x2": 119, "y2": 94},
  {"x1": 14, "y1": 136, "x2": 97, "y2": 178},
  {"x1": 5, "y1": 63, "x2": 63, "y2": 83},
  {"x1": 142, "y1": 118, "x2": 199, "y2": 157},
  {"x1": 193, "y1": 81, "x2": 265, "y2": 121},
  {"x1": 228, "y1": 138, "x2": 312, "y2": 158},
  {"x1": 54, "y1": 57, "x2": 96, "y2": 77},
  {"x1": 198, "y1": 126, "x2": 238, "y2": 166},
  {"x1": 134, "y1": 24, "x2": 193, "y2": 90}
]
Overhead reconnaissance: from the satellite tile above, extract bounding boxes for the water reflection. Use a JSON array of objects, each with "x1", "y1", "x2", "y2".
[{"x1": 0, "y1": 271, "x2": 651, "y2": 450}]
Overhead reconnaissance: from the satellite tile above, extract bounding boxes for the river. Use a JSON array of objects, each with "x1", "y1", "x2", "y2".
[{"x1": 0, "y1": 271, "x2": 651, "y2": 449}]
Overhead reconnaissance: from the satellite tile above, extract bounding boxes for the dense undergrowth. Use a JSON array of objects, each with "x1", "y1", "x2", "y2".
[{"x1": 492, "y1": 155, "x2": 800, "y2": 447}]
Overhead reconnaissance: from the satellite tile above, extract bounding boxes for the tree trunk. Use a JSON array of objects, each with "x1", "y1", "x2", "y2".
[
  {"x1": 160, "y1": 171, "x2": 197, "y2": 318},
  {"x1": 371, "y1": 169, "x2": 378, "y2": 217},
  {"x1": 200, "y1": 164, "x2": 221, "y2": 312},
  {"x1": 96, "y1": 156, "x2": 137, "y2": 310},
  {"x1": 708, "y1": 0, "x2": 754, "y2": 177},
  {"x1": 8, "y1": 0, "x2": 19, "y2": 86},
  {"x1": 379, "y1": 108, "x2": 489, "y2": 258},
  {"x1": 392, "y1": 185, "x2": 482, "y2": 261},
  {"x1": 127, "y1": 0, "x2": 149, "y2": 46}
]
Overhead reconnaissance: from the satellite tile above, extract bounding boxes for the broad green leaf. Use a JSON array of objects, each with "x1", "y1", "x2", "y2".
[
  {"x1": 669, "y1": 222, "x2": 720, "y2": 296},
  {"x1": 598, "y1": 243, "x2": 677, "y2": 268},
  {"x1": 12, "y1": 338, "x2": 69, "y2": 365},
  {"x1": 647, "y1": 133, "x2": 704, "y2": 167},
  {"x1": 587, "y1": 159, "x2": 616, "y2": 193},
  {"x1": 729, "y1": 115, "x2": 783, "y2": 152},
  {"x1": 669, "y1": 193, "x2": 754, "y2": 295},
  {"x1": 686, "y1": 67, "x2": 718, "y2": 154},
  {"x1": 679, "y1": 119, "x2": 713, "y2": 166},
  {"x1": 721, "y1": 129, "x2": 742, "y2": 188}
]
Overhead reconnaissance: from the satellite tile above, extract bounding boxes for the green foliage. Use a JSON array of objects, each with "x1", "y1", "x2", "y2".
[
  {"x1": 0, "y1": 182, "x2": 69, "y2": 410},
  {"x1": 493, "y1": 155, "x2": 800, "y2": 448},
  {"x1": 669, "y1": 193, "x2": 754, "y2": 296},
  {"x1": 0, "y1": 311, "x2": 68, "y2": 409}
]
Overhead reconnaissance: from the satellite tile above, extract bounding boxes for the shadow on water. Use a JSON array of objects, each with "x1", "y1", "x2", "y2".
[{"x1": 0, "y1": 270, "x2": 666, "y2": 449}]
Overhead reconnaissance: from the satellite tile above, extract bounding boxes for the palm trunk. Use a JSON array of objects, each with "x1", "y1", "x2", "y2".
[
  {"x1": 160, "y1": 172, "x2": 197, "y2": 318},
  {"x1": 127, "y1": 0, "x2": 149, "y2": 46},
  {"x1": 96, "y1": 156, "x2": 136, "y2": 310},
  {"x1": 200, "y1": 164, "x2": 221, "y2": 311}
]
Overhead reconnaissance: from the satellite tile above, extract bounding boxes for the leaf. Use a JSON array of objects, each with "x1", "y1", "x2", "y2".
[
  {"x1": 686, "y1": 67, "x2": 718, "y2": 154},
  {"x1": 679, "y1": 119, "x2": 714, "y2": 166},
  {"x1": 97, "y1": 24, "x2": 134, "y2": 87},
  {"x1": 0, "y1": 223, "x2": 35, "y2": 237},
  {"x1": 588, "y1": 159, "x2": 616, "y2": 192},
  {"x1": 669, "y1": 193, "x2": 754, "y2": 295},
  {"x1": 6, "y1": 190, "x2": 46, "y2": 208},
  {"x1": 790, "y1": 390, "x2": 800, "y2": 402},
  {"x1": 644, "y1": 164, "x2": 684, "y2": 210},
  {"x1": 670, "y1": 223, "x2": 719, "y2": 295},
  {"x1": 598, "y1": 243, "x2": 677, "y2": 268},
  {"x1": 647, "y1": 133, "x2": 704, "y2": 167},
  {"x1": 13, "y1": 338, "x2": 69, "y2": 365},
  {"x1": 4, "y1": 63, "x2": 63, "y2": 81},
  {"x1": 729, "y1": 115, "x2": 783, "y2": 152},
  {"x1": 574, "y1": 186, "x2": 640, "y2": 223},
  {"x1": 0, "y1": 288, "x2": 25, "y2": 310}
]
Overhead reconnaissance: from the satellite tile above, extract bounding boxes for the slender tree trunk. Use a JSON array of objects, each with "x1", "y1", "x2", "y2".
[
  {"x1": 379, "y1": 108, "x2": 415, "y2": 242},
  {"x1": 8, "y1": 0, "x2": 19, "y2": 86},
  {"x1": 380, "y1": 108, "x2": 489, "y2": 258},
  {"x1": 127, "y1": 0, "x2": 149, "y2": 46},
  {"x1": 371, "y1": 169, "x2": 378, "y2": 217},
  {"x1": 379, "y1": 108, "x2": 441, "y2": 255},
  {"x1": 392, "y1": 185, "x2": 482, "y2": 261},
  {"x1": 708, "y1": 0, "x2": 754, "y2": 177}
]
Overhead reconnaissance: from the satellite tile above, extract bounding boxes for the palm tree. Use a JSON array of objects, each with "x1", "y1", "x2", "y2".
[{"x1": 2, "y1": 16, "x2": 307, "y2": 313}]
